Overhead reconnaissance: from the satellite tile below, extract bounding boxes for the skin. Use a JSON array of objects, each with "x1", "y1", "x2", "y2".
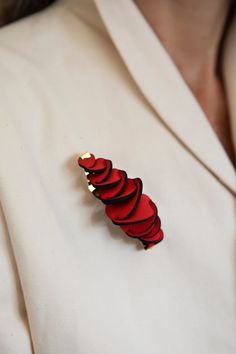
[{"x1": 134, "y1": 0, "x2": 236, "y2": 167}]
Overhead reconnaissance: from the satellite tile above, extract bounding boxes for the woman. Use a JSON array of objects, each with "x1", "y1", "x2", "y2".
[{"x1": 0, "y1": 0, "x2": 235, "y2": 353}]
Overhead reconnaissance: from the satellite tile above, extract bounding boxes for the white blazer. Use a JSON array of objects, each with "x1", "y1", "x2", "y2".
[{"x1": 0, "y1": 1, "x2": 235, "y2": 353}]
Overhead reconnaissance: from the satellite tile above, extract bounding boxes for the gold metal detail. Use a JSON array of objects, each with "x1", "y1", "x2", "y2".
[
  {"x1": 88, "y1": 183, "x2": 96, "y2": 193},
  {"x1": 79, "y1": 151, "x2": 92, "y2": 160}
]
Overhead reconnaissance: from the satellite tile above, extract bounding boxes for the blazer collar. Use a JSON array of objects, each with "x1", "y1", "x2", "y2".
[{"x1": 94, "y1": 0, "x2": 236, "y2": 196}]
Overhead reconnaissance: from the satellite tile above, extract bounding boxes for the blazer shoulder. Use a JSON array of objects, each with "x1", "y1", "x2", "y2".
[
  {"x1": 0, "y1": 0, "x2": 106, "y2": 95},
  {"x1": 0, "y1": 2, "x2": 60, "y2": 46},
  {"x1": 0, "y1": 0, "x2": 106, "y2": 56}
]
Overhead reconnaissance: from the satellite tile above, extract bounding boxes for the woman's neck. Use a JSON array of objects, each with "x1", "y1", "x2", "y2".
[
  {"x1": 134, "y1": 0, "x2": 236, "y2": 166},
  {"x1": 134, "y1": 0, "x2": 231, "y2": 92}
]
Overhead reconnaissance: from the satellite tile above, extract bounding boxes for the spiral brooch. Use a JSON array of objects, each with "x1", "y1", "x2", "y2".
[{"x1": 78, "y1": 152, "x2": 164, "y2": 250}]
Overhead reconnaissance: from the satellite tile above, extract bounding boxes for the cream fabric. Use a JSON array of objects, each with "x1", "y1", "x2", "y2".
[{"x1": 0, "y1": 1, "x2": 235, "y2": 353}]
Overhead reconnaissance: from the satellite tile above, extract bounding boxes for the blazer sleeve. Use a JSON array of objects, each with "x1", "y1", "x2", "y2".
[{"x1": 0, "y1": 202, "x2": 33, "y2": 353}]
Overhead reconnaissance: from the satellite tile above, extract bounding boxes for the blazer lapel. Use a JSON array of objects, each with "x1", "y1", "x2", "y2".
[{"x1": 94, "y1": 0, "x2": 236, "y2": 196}]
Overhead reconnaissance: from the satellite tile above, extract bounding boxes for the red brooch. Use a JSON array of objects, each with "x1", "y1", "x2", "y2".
[{"x1": 78, "y1": 152, "x2": 164, "y2": 250}]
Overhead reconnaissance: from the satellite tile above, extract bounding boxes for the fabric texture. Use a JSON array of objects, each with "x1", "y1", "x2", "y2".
[{"x1": 0, "y1": 1, "x2": 235, "y2": 353}]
